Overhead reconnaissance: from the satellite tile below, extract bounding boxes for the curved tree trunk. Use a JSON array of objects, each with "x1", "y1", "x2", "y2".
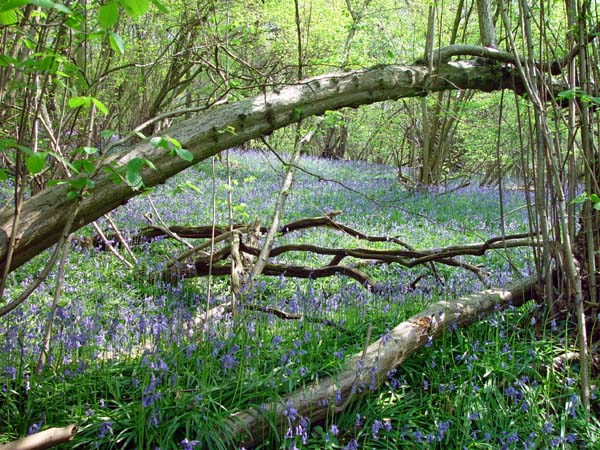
[{"x1": 0, "y1": 61, "x2": 533, "y2": 274}]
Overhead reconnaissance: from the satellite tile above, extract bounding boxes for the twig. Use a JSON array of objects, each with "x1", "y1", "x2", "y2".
[
  {"x1": 146, "y1": 197, "x2": 193, "y2": 249},
  {"x1": 91, "y1": 222, "x2": 133, "y2": 270},
  {"x1": 103, "y1": 213, "x2": 137, "y2": 264}
]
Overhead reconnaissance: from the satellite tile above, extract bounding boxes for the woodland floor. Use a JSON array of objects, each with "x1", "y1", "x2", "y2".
[{"x1": 0, "y1": 150, "x2": 598, "y2": 449}]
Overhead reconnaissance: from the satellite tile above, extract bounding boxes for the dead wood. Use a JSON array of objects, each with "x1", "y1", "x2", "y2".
[
  {"x1": 191, "y1": 261, "x2": 381, "y2": 291},
  {"x1": 161, "y1": 226, "x2": 536, "y2": 289},
  {"x1": 225, "y1": 277, "x2": 539, "y2": 449},
  {"x1": 0, "y1": 424, "x2": 77, "y2": 450}
]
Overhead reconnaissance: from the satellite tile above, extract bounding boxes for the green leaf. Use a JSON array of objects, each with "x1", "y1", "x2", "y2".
[
  {"x1": 181, "y1": 181, "x2": 201, "y2": 193},
  {"x1": 175, "y1": 147, "x2": 193, "y2": 162},
  {"x1": 0, "y1": 168, "x2": 7, "y2": 181},
  {"x1": 144, "y1": 159, "x2": 157, "y2": 171},
  {"x1": 0, "y1": 54, "x2": 17, "y2": 66},
  {"x1": 0, "y1": 0, "x2": 28, "y2": 12},
  {"x1": 91, "y1": 97, "x2": 108, "y2": 114},
  {"x1": 69, "y1": 177, "x2": 89, "y2": 190},
  {"x1": 149, "y1": 136, "x2": 168, "y2": 149},
  {"x1": 68, "y1": 96, "x2": 91, "y2": 109},
  {"x1": 126, "y1": 157, "x2": 145, "y2": 189},
  {"x1": 166, "y1": 136, "x2": 182, "y2": 148},
  {"x1": 98, "y1": 1, "x2": 119, "y2": 28},
  {"x1": 100, "y1": 129, "x2": 115, "y2": 139},
  {"x1": 121, "y1": 0, "x2": 149, "y2": 19},
  {"x1": 73, "y1": 159, "x2": 94, "y2": 174},
  {"x1": 30, "y1": 0, "x2": 71, "y2": 13},
  {"x1": 81, "y1": 146, "x2": 98, "y2": 155},
  {"x1": 66, "y1": 190, "x2": 80, "y2": 200},
  {"x1": 0, "y1": 9, "x2": 18, "y2": 24},
  {"x1": 557, "y1": 88, "x2": 579, "y2": 100},
  {"x1": 594, "y1": 202, "x2": 600, "y2": 211},
  {"x1": 108, "y1": 30, "x2": 124, "y2": 54},
  {"x1": 150, "y1": 0, "x2": 168, "y2": 13},
  {"x1": 571, "y1": 193, "x2": 588, "y2": 205},
  {"x1": 48, "y1": 151, "x2": 77, "y2": 173},
  {"x1": 25, "y1": 152, "x2": 46, "y2": 174}
]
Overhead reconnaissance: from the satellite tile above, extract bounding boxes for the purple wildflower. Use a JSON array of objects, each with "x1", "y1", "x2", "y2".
[{"x1": 283, "y1": 400, "x2": 297, "y2": 422}]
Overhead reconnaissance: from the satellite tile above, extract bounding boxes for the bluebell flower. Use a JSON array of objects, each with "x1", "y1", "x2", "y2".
[
  {"x1": 548, "y1": 436, "x2": 561, "y2": 447},
  {"x1": 468, "y1": 411, "x2": 479, "y2": 421},
  {"x1": 283, "y1": 400, "x2": 297, "y2": 421},
  {"x1": 542, "y1": 422, "x2": 553, "y2": 433},
  {"x1": 425, "y1": 335, "x2": 433, "y2": 348},
  {"x1": 371, "y1": 419, "x2": 383, "y2": 439},
  {"x1": 381, "y1": 328, "x2": 392, "y2": 346},
  {"x1": 180, "y1": 438, "x2": 200, "y2": 449},
  {"x1": 413, "y1": 430, "x2": 422, "y2": 442},
  {"x1": 343, "y1": 439, "x2": 358, "y2": 450},
  {"x1": 97, "y1": 421, "x2": 112, "y2": 439},
  {"x1": 334, "y1": 389, "x2": 341, "y2": 404}
]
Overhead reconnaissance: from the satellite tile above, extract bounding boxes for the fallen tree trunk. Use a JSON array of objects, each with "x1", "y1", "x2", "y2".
[
  {"x1": 0, "y1": 425, "x2": 77, "y2": 450},
  {"x1": 225, "y1": 277, "x2": 538, "y2": 448},
  {"x1": 1, "y1": 61, "x2": 528, "y2": 274}
]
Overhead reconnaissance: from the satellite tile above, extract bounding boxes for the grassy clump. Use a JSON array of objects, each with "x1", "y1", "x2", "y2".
[{"x1": 0, "y1": 150, "x2": 597, "y2": 449}]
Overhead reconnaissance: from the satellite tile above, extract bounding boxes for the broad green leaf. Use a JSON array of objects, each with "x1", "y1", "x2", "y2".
[
  {"x1": 68, "y1": 96, "x2": 91, "y2": 109},
  {"x1": 69, "y1": 177, "x2": 90, "y2": 190},
  {"x1": 590, "y1": 193, "x2": 600, "y2": 203},
  {"x1": 175, "y1": 147, "x2": 193, "y2": 162},
  {"x1": 0, "y1": 0, "x2": 28, "y2": 12},
  {"x1": 73, "y1": 159, "x2": 94, "y2": 174},
  {"x1": 121, "y1": 0, "x2": 149, "y2": 19},
  {"x1": 150, "y1": 0, "x2": 168, "y2": 13},
  {"x1": 166, "y1": 136, "x2": 182, "y2": 148},
  {"x1": 81, "y1": 146, "x2": 98, "y2": 155},
  {"x1": 66, "y1": 190, "x2": 80, "y2": 200},
  {"x1": 556, "y1": 89, "x2": 578, "y2": 100},
  {"x1": 571, "y1": 193, "x2": 588, "y2": 205},
  {"x1": 108, "y1": 30, "x2": 124, "y2": 54},
  {"x1": 91, "y1": 97, "x2": 108, "y2": 114},
  {"x1": 150, "y1": 136, "x2": 168, "y2": 149},
  {"x1": 98, "y1": 1, "x2": 119, "y2": 29},
  {"x1": 100, "y1": 129, "x2": 115, "y2": 139},
  {"x1": 25, "y1": 152, "x2": 46, "y2": 174},
  {"x1": 126, "y1": 157, "x2": 145, "y2": 189},
  {"x1": 594, "y1": 202, "x2": 600, "y2": 211},
  {"x1": 0, "y1": 54, "x2": 17, "y2": 66},
  {"x1": 0, "y1": 9, "x2": 17, "y2": 24},
  {"x1": 30, "y1": 0, "x2": 71, "y2": 13},
  {"x1": 0, "y1": 168, "x2": 7, "y2": 181}
]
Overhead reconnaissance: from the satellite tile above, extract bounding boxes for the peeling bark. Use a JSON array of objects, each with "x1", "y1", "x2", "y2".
[
  {"x1": 0, "y1": 62, "x2": 525, "y2": 274},
  {"x1": 226, "y1": 278, "x2": 538, "y2": 448}
]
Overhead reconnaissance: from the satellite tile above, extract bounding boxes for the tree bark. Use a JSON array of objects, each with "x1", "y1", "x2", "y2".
[
  {"x1": 0, "y1": 61, "x2": 529, "y2": 274},
  {"x1": 226, "y1": 277, "x2": 538, "y2": 448},
  {"x1": 0, "y1": 425, "x2": 77, "y2": 450}
]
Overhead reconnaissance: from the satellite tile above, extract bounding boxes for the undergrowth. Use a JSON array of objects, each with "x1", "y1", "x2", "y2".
[{"x1": 1, "y1": 150, "x2": 598, "y2": 449}]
